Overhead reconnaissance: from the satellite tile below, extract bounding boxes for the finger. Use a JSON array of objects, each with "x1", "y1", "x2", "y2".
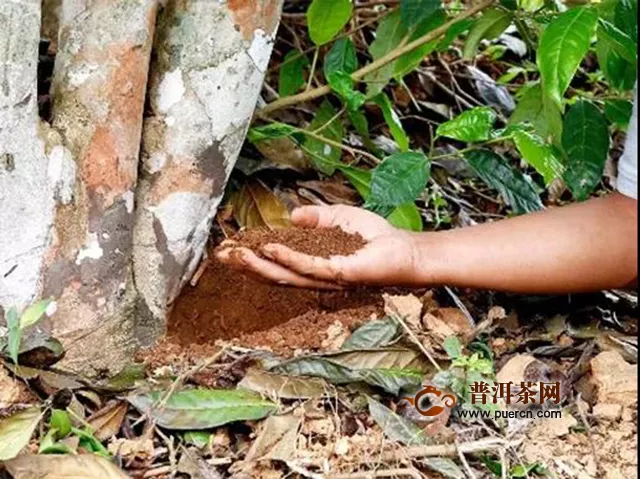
[
  {"x1": 218, "y1": 239, "x2": 238, "y2": 249},
  {"x1": 217, "y1": 246, "x2": 341, "y2": 289},
  {"x1": 291, "y1": 205, "x2": 337, "y2": 229},
  {"x1": 262, "y1": 243, "x2": 357, "y2": 283}
]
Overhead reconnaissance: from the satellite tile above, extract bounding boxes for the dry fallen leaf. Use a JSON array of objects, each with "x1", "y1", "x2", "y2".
[
  {"x1": 108, "y1": 431, "x2": 154, "y2": 461},
  {"x1": 232, "y1": 414, "x2": 301, "y2": 475},
  {"x1": 255, "y1": 137, "x2": 310, "y2": 172},
  {"x1": 231, "y1": 180, "x2": 290, "y2": 229},
  {"x1": 5, "y1": 454, "x2": 129, "y2": 478},
  {"x1": 0, "y1": 367, "x2": 32, "y2": 408},
  {"x1": 87, "y1": 400, "x2": 128, "y2": 441},
  {"x1": 590, "y1": 351, "x2": 638, "y2": 407},
  {"x1": 383, "y1": 293, "x2": 423, "y2": 329},
  {"x1": 321, "y1": 320, "x2": 350, "y2": 351}
]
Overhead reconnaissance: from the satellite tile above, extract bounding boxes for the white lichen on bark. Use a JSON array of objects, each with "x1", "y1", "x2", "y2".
[{"x1": 0, "y1": 0, "x2": 55, "y2": 310}]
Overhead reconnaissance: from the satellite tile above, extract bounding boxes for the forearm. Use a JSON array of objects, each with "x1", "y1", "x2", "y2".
[{"x1": 413, "y1": 193, "x2": 638, "y2": 293}]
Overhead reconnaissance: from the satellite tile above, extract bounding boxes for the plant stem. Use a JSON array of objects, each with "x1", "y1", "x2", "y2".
[
  {"x1": 257, "y1": 0, "x2": 496, "y2": 116},
  {"x1": 430, "y1": 136, "x2": 511, "y2": 160},
  {"x1": 306, "y1": 47, "x2": 320, "y2": 91}
]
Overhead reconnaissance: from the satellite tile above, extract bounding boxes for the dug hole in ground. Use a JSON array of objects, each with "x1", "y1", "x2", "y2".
[{"x1": 165, "y1": 226, "x2": 384, "y2": 355}]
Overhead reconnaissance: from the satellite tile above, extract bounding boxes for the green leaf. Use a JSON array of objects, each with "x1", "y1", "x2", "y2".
[
  {"x1": 307, "y1": 0, "x2": 353, "y2": 45},
  {"x1": 0, "y1": 407, "x2": 41, "y2": 461},
  {"x1": 278, "y1": 51, "x2": 309, "y2": 97},
  {"x1": 387, "y1": 202, "x2": 423, "y2": 231},
  {"x1": 615, "y1": 0, "x2": 638, "y2": 40},
  {"x1": 369, "y1": 152, "x2": 430, "y2": 208},
  {"x1": 513, "y1": 130, "x2": 565, "y2": 184},
  {"x1": 342, "y1": 318, "x2": 399, "y2": 350},
  {"x1": 39, "y1": 428, "x2": 77, "y2": 455},
  {"x1": 304, "y1": 100, "x2": 344, "y2": 175},
  {"x1": 338, "y1": 165, "x2": 422, "y2": 228},
  {"x1": 324, "y1": 37, "x2": 358, "y2": 77},
  {"x1": 183, "y1": 431, "x2": 212, "y2": 449},
  {"x1": 562, "y1": 101, "x2": 610, "y2": 200},
  {"x1": 604, "y1": 99, "x2": 634, "y2": 128},
  {"x1": 374, "y1": 93, "x2": 410, "y2": 151},
  {"x1": 598, "y1": 19, "x2": 638, "y2": 64},
  {"x1": 366, "y1": 11, "x2": 408, "y2": 97},
  {"x1": 511, "y1": 462, "x2": 548, "y2": 477},
  {"x1": 437, "y1": 19, "x2": 474, "y2": 51},
  {"x1": 509, "y1": 84, "x2": 562, "y2": 141},
  {"x1": 367, "y1": 397, "x2": 428, "y2": 445},
  {"x1": 71, "y1": 427, "x2": 111, "y2": 457},
  {"x1": 19, "y1": 299, "x2": 52, "y2": 330},
  {"x1": 538, "y1": 7, "x2": 598, "y2": 108},
  {"x1": 518, "y1": 0, "x2": 544, "y2": 13},
  {"x1": 50, "y1": 409, "x2": 72, "y2": 437},
  {"x1": 400, "y1": 0, "x2": 442, "y2": 28},
  {"x1": 272, "y1": 348, "x2": 427, "y2": 395},
  {"x1": 437, "y1": 107, "x2": 497, "y2": 142},
  {"x1": 596, "y1": 39, "x2": 637, "y2": 91},
  {"x1": 337, "y1": 164, "x2": 373, "y2": 198},
  {"x1": 327, "y1": 71, "x2": 366, "y2": 111},
  {"x1": 127, "y1": 389, "x2": 277, "y2": 430},
  {"x1": 463, "y1": 9, "x2": 513, "y2": 60},
  {"x1": 443, "y1": 336, "x2": 463, "y2": 359},
  {"x1": 394, "y1": 9, "x2": 447, "y2": 79},
  {"x1": 5, "y1": 307, "x2": 20, "y2": 364},
  {"x1": 465, "y1": 149, "x2": 543, "y2": 214},
  {"x1": 247, "y1": 123, "x2": 296, "y2": 143}
]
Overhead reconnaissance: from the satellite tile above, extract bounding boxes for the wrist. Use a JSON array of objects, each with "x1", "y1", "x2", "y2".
[{"x1": 406, "y1": 231, "x2": 450, "y2": 286}]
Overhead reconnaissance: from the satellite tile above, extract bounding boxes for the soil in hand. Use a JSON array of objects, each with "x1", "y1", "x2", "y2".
[
  {"x1": 168, "y1": 226, "x2": 378, "y2": 348},
  {"x1": 228, "y1": 226, "x2": 367, "y2": 258}
]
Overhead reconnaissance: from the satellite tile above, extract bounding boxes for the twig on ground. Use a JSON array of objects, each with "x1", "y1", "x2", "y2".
[
  {"x1": 457, "y1": 441, "x2": 478, "y2": 479},
  {"x1": 575, "y1": 393, "x2": 601, "y2": 475},
  {"x1": 444, "y1": 286, "x2": 476, "y2": 328},
  {"x1": 155, "y1": 428, "x2": 178, "y2": 478},
  {"x1": 156, "y1": 346, "x2": 229, "y2": 409},
  {"x1": 419, "y1": 69, "x2": 477, "y2": 111},
  {"x1": 389, "y1": 311, "x2": 441, "y2": 371},
  {"x1": 332, "y1": 468, "x2": 422, "y2": 478},
  {"x1": 141, "y1": 465, "x2": 173, "y2": 478},
  {"x1": 258, "y1": 0, "x2": 496, "y2": 116}
]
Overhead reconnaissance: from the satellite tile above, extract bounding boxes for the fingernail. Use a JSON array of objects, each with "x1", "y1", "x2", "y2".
[{"x1": 262, "y1": 245, "x2": 276, "y2": 260}]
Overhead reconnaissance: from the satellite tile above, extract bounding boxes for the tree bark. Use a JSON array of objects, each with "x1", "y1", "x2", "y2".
[
  {"x1": 132, "y1": 0, "x2": 282, "y2": 343},
  {"x1": 0, "y1": 0, "x2": 281, "y2": 375}
]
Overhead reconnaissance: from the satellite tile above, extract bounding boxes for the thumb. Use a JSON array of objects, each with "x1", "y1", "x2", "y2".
[{"x1": 291, "y1": 206, "x2": 336, "y2": 228}]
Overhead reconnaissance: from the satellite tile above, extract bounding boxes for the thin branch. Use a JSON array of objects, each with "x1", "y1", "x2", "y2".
[
  {"x1": 258, "y1": 0, "x2": 496, "y2": 116},
  {"x1": 269, "y1": 10, "x2": 394, "y2": 75}
]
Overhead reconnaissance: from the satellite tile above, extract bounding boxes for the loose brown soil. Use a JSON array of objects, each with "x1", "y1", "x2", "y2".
[
  {"x1": 229, "y1": 226, "x2": 367, "y2": 258},
  {"x1": 168, "y1": 226, "x2": 380, "y2": 353}
]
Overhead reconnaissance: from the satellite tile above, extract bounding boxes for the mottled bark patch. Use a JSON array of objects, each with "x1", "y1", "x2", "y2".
[
  {"x1": 152, "y1": 217, "x2": 185, "y2": 303},
  {"x1": 149, "y1": 158, "x2": 211, "y2": 204},
  {"x1": 196, "y1": 141, "x2": 227, "y2": 197},
  {"x1": 83, "y1": 126, "x2": 135, "y2": 209},
  {"x1": 228, "y1": 0, "x2": 281, "y2": 40}
]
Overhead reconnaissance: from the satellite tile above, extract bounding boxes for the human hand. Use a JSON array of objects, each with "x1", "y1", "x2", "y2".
[{"x1": 216, "y1": 205, "x2": 422, "y2": 289}]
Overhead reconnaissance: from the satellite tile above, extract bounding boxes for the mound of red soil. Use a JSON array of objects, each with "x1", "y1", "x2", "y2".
[
  {"x1": 229, "y1": 226, "x2": 367, "y2": 258},
  {"x1": 168, "y1": 226, "x2": 377, "y2": 348}
]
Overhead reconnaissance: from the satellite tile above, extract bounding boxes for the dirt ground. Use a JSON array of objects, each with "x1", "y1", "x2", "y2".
[{"x1": 168, "y1": 226, "x2": 386, "y2": 350}]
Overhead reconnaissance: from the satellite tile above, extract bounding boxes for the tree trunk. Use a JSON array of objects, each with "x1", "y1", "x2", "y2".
[{"x1": 0, "y1": 0, "x2": 282, "y2": 375}]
